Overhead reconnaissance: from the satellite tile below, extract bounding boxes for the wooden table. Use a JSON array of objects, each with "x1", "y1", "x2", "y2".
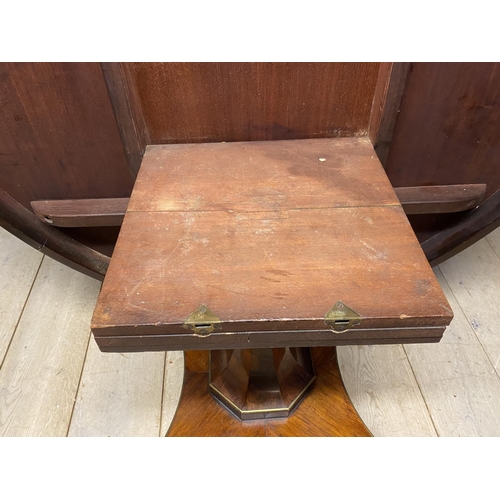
[{"x1": 91, "y1": 137, "x2": 453, "y2": 436}]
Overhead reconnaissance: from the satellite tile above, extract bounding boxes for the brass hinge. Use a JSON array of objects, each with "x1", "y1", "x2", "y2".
[
  {"x1": 183, "y1": 305, "x2": 222, "y2": 337},
  {"x1": 325, "y1": 301, "x2": 361, "y2": 333}
]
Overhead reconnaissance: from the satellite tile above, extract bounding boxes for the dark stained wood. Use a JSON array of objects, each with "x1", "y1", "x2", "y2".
[
  {"x1": 30, "y1": 198, "x2": 129, "y2": 227},
  {"x1": 29, "y1": 183, "x2": 487, "y2": 228},
  {"x1": 384, "y1": 63, "x2": 500, "y2": 201},
  {"x1": 210, "y1": 348, "x2": 315, "y2": 420},
  {"x1": 61, "y1": 226, "x2": 121, "y2": 258},
  {"x1": 395, "y1": 184, "x2": 486, "y2": 214},
  {"x1": 0, "y1": 62, "x2": 134, "y2": 261},
  {"x1": 368, "y1": 62, "x2": 411, "y2": 166},
  {"x1": 92, "y1": 138, "x2": 452, "y2": 351},
  {"x1": 422, "y1": 187, "x2": 500, "y2": 265},
  {"x1": 97, "y1": 328, "x2": 444, "y2": 352},
  {"x1": 167, "y1": 347, "x2": 371, "y2": 437},
  {"x1": 0, "y1": 63, "x2": 133, "y2": 210},
  {"x1": 101, "y1": 63, "x2": 149, "y2": 178},
  {"x1": 129, "y1": 63, "x2": 380, "y2": 144},
  {"x1": 2, "y1": 62, "x2": 500, "y2": 277},
  {"x1": 0, "y1": 187, "x2": 108, "y2": 280}
]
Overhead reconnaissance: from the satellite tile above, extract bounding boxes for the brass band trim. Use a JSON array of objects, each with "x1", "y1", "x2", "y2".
[{"x1": 208, "y1": 352, "x2": 316, "y2": 420}]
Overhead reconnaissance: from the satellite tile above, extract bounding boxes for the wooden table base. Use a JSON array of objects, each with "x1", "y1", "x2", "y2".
[{"x1": 167, "y1": 347, "x2": 371, "y2": 437}]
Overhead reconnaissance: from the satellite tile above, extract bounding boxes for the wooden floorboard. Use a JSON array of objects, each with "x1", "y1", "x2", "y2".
[
  {"x1": 160, "y1": 351, "x2": 184, "y2": 436},
  {"x1": 439, "y1": 235, "x2": 500, "y2": 379},
  {"x1": 404, "y1": 268, "x2": 500, "y2": 436},
  {"x1": 0, "y1": 229, "x2": 43, "y2": 366},
  {"x1": 337, "y1": 345, "x2": 437, "y2": 436},
  {"x1": 68, "y1": 341, "x2": 166, "y2": 437},
  {"x1": 0, "y1": 256, "x2": 100, "y2": 437},
  {"x1": 486, "y1": 226, "x2": 500, "y2": 259}
]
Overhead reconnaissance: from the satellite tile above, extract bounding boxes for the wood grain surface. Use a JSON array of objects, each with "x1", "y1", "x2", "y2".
[
  {"x1": 385, "y1": 63, "x2": 500, "y2": 200},
  {"x1": 31, "y1": 198, "x2": 129, "y2": 227},
  {"x1": 369, "y1": 62, "x2": 411, "y2": 166},
  {"x1": 68, "y1": 341, "x2": 166, "y2": 437},
  {"x1": 160, "y1": 351, "x2": 184, "y2": 436},
  {"x1": 167, "y1": 348, "x2": 371, "y2": 437},
  {"x1": 92, "y1": 138, "x2": 451, "y2": 350},
  {"x1": 129, "y1": 63, "x2": 380, "y2": 144},
  {"x1": 421, "y1": 187, "x2": 500, "y2": 265},
  {"x1": 0, "y1": 62, "x2": 134, "y2": 259},
  {"x1": 0, "y1": 258, "x2": 100, "y2": 436},
  {"x1": 0, "y1": 62, "x2": 133, "y2": 209},
  {"x1": 395, "y1": 184, "x2": 486, "y2": 214},
  {"x1": 101, "y1": 63, "x2": 149, "y2": 179},
  {"x1": 209, "y1": 348, "x2": 315, "y2": 419},
  {"x1": 29, "y1": 184, "x2": 487, "y2": 229},
  {"x1": 128, "y1": 138, "x2": 399, "y2": 213},
  {"x1": 439, "y1": 240, "x2": 500, "y2": 379},
  {"x1": 0, "y1": 187, "x2": 109, "y2": 280},
  {"x1": 404, "y1": 267, "x2": 500, "y2": 436},
  {"x1": 93, "y1": 207, "x2": 450, "y2": 336},
  {"x1": 0, "y1": 230, "x2": 42, "y2": 365},
  {"x1": 337, "y1": 344, "x2": 437, "y2": 436}
]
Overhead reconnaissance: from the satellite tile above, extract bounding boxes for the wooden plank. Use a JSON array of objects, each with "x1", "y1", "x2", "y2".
[
  {"x1": 439, "y1": 238, "x2": 500, "y2": 378},
  {"x1": 0, "y1": 257, "x2": 100, "y2": 437},
  {"x1": 486, "y1": 225, "x2": 500, "y2": 257},
  {"x1": 421, "y1": 187, "x2": 500, "y2": 265},
  {"x1": 337, "y1": 344, "x2": 437, "y2": 437},
  {"x1": 404, "y1": 267, "x2": 500, "y2": 436},
  {"x1": 0, "y1": 228, "x2": 43, "y2": 366},
  {"x1": 395, "y1": 184, "x2": 486, "y2": 214},
  {"x1": 368, "y1": 62, "x2": 411, "y2": 166},
  {"x1": 129, "y1": 63, "x2": 379, "y2": 144},
  {"x1": 30, "y1": 198, "x2": 129, "y2": 227},
  {"x1": 368, "y1": 62, "x2": 392, "y2": 145},
  {"x1": 92, "y1": 207, "x2": 450, "y2": 338},
  {"x1": 0, "y1": 186, "x2": 109, "y2": 280},
  {"x1": 68, "y1": 340, "x2": 166, "y2": 437},
  {"x1": 96, "y1": 329, "x2": 444, "y2": 353},
  {"x1": 101, "y1": 63, "x2": 149, "y2": 179},
  {"x1": 129, "y1": 138, "x2": 400, "y2": 213},
  {"x1": 29, "y1": 184, "x2": 487, "y2": 229},
  {"x1": 160, "y1": 351, "x2": 184, "y2": 436}
]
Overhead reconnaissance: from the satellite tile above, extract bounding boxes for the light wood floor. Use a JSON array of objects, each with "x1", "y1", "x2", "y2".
[{"x1": 1, "y1": 226, "x2": 500, "y2": 437}]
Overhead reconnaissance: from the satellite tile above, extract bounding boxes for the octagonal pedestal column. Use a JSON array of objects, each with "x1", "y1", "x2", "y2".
[{"x1": 209, "y1": 347, "x2": 315, "y2": 420}]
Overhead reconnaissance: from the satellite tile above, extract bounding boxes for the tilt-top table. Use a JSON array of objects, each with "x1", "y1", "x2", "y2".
[{"x1": 91, "y1": 137, "x2": 453, "y2": 436}]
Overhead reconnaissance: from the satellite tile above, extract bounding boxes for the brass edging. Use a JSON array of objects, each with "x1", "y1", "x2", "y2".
[{"x1": 208, "y1": 352, "x2": 316, "y2": 420}]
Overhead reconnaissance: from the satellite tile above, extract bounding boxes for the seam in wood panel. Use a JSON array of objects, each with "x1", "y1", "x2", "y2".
[
  {"x1": 127, "y1": 203, "x2": 402, "y2": 215},
  {"x1": 65, "y1": 328, "x2": 93, "y2": 437},
  {"x1": 0, "y1": 256, "x2": 44, "y2": 370},
  {"x1": 438, "y1": 262, "x2": 500, "y2": 380},
  {"x1": 401, "y1": 343, "x2": 440, "y2": 437},
  {"x1": 158, "y1": 352, "x2": 167, "y2": 437},
  {"x1": 485, "y1": 235, "x2": 500, "y2": 262}
]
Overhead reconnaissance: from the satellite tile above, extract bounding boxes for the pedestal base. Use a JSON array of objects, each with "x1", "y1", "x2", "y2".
[
  {"x1": 209, "y1": 347, "x2": 315, "y2": 420},
  {"x1": 166, "y1": 347, "x2": 371, "y2": 437}
]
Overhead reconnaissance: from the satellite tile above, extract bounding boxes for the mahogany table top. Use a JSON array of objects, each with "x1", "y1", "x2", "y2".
[{"x1": 92, "y1": 137, "x2": 452, "y2": 351}]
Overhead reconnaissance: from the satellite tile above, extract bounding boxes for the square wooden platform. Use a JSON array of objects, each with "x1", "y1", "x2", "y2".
[{"x1": 91, "y1": 137, "x2": 452, "y2": 352}]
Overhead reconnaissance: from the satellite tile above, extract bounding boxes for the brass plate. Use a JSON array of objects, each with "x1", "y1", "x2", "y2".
[
  {"x1": 183, "y1": 305, "x2": 222, "y2": 337},
  {"x1": 325, "y1": 301, "x2": 362, "y2": 333}
]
